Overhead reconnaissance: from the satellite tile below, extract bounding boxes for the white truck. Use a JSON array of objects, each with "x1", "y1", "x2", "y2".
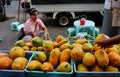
[{"x1": 21, "y1": 0, "x2": 104, "y2": 26}]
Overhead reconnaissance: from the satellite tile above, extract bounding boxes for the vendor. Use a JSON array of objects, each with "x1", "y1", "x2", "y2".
[{"x1": 23, "y1": 8, "x2": 48, "y2": 39}]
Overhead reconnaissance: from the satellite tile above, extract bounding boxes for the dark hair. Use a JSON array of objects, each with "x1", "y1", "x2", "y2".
[{"x1": 28, "y1": 8, "x2": 39, "y2": 15}]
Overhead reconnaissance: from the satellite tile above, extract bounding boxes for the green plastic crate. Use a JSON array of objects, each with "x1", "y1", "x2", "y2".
[
  {"x1": 25, "y1": 52, "x2": 73, "y2": 77},
  {"x1": 74, "y1": 61, "x2": 120, "y2": 77},
  {"x1": 0, "y1": 50, "x2": 33, "y2": 77}
]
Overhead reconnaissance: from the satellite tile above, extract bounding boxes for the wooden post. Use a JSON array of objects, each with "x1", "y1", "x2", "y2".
[
  {"x1": 23, "y1": 0, "x2": 27, "y2": 22},
  {"x1": 18, "y1": 0, "x2": 21, "y2": 21}
]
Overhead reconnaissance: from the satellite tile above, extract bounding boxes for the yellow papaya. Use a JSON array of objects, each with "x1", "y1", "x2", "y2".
[
  {"x1": 15, "y1": 40, "x2": 25, "y2": 47},
  {"x1": 41, "y1": 62, "x2": 54, "y2": 72},
  {"x1": 49, "y1": 48, "x2": 60, "y2": 67},
  {"x1": 57, "y1": 62, "x2": 71, "y2": 72},
  {"x1": 27, "y1": 60, "x2": 42, "y2": 71},
  {"x1": 71, "y1": 46, "x2": 85, "y2": 62},
  {"x1": 60, "y1": 48, "x2": 71, "y2": 63},
  {"x1": 60, "y1": 42, "x2": 72, "y2": 51},
  {"x1": 56, "y1": 35, "x2": 65, "y2": 43},
  {"x1": 57, "y1": 39, "x2": 68, "y2": 47},
  {"x1": 42, "y1": 40, "x2": 54, "y2": 52},
  {"x1": 94, "y1": 49, "x2": 109, "y2": 67}
]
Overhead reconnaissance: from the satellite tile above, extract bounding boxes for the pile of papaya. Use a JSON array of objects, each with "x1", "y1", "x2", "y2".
[
  {"x1": 4, "y1": 34, "x2": 120, "y2": 72},
  {"x1": 0, "y1": 46, "x2": 28, "y2": 70}
]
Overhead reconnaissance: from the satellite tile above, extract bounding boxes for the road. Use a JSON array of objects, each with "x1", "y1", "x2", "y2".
[{"x1": 0, "y1": 0, "x2": 102, "y2": 50}]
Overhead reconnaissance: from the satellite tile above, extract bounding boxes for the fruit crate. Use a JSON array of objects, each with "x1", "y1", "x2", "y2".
[
  {"x1": 0, "y1": 50, "x2": 33, "y2": 77},
  {"x1": 74, "y1": 61, "x2": 120, "y2": 77},
  {"x1": 25, "y1": 52, "x2": 73, "y2": 77}
]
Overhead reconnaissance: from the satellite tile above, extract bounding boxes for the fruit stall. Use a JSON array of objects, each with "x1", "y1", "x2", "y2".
[{"x1": 0, "y1": 34, "x2": 120, "y2": 77}]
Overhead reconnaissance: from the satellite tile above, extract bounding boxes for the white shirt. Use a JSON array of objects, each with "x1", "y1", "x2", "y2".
[{"x1": 104, "y1": 0, "x2": 120, "y2": 9}]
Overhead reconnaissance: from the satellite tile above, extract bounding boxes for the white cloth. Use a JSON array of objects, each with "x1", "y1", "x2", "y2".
[{"x1": 104, "y1": 0, "x2": 111, "y2": 9}]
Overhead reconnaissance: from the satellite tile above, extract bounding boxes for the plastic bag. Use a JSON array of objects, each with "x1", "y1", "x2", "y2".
[{"x1": 17, "y1": 28, "x2": 25, "y2": 40}]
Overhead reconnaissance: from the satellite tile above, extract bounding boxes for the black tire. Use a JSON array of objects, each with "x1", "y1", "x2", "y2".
[{"x1": 55, "y1": 13, "x2": 71, "y2": 26}]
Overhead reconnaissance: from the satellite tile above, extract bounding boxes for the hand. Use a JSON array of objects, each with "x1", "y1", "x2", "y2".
[{"x1": 96, "y1": 40, "x2": 112, "y2": 48}]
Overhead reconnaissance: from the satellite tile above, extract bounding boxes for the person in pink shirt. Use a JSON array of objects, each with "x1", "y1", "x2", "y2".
[{"x1": 23, "y1": 8, "x2": 48, "y2": 39}]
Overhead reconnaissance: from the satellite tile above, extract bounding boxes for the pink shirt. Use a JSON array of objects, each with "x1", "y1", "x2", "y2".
[{"x1": 24, "y1": 18, "x2": 46, "y2": 36}]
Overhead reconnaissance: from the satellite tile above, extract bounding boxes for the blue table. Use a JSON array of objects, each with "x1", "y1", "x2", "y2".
[{"x1": 74, "y1": 20, "x2": 95, "y2": 38}]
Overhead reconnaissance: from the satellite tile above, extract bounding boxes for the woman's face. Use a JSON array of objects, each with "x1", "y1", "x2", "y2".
[{"x1": 30, "y1": 11, "x2": 39, "y2": 21}]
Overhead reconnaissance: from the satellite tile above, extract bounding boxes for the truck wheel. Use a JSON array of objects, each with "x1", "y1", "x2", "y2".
[{"x1": 56, "y1": 13, "x2": 71, "y2": 26}]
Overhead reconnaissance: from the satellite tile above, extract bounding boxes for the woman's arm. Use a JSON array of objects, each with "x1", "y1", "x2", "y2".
[
  {"x1": 38, "y1": 18, "x2": 48, "y2": 39},
  {"x1": 42, "y1": 26, "x2": 48, "y2": 40}
]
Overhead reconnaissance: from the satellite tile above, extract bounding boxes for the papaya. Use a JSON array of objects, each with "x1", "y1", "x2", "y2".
[
  {"x1": 22, "y1": 46, "x2": 30, "y2": 51},
  {"x1": 82, "y1": 52, "x2": 95, "y2": 67},
  {"x1": 72, "y1": 43, "x2": 82, "y2": 48},
  {"x1": 41, "y1": 62, "x2": 54, "y2": 72},
  {"x1": 15, "y1": 40, "x2": 25, "y2": 47},
  {"x1": 32, "y1": 37, "x2": 43, "y2": 47},
  {"x1": 82, "y1": 43, "x2": 93, "y2": 52},
  {"x1": 93, "y1": 44, "x2": 101, "y2": 51},
  {"x1": 95, "y1": 34, "x2": 110, "y2": 42},
  {"x1": 94, "y1": 49, "x2": 109, "y2": 67},
  {"x1": 34, "y1": 52, "x2": 47, "y2": 63},
  {"x1": 53, "y1": 41, "x2": 59, "y2": 48},
  {"x1": 60, "y1": 42, "x2": 72, "y2": 51},
  {"x1": 56, "y1": 35, "x2": 65, "y2": 43},
  {"x1": 105, "y1": 65, "x2": 118, "y2": 72},
  {"x1": 30, "y1": 47, "x2": 37, "y2": 51},
  {"x1": 57, "y1": 62, "x2": 71, "y2": 72},
  {"x1": 27, "y1": 60, "x2": 42, "y2": 71},
  {"x1": 9, "y1": 46, "x2": 25, "y2": 60},
  {"x1": 71, "y1": 46, "x2": 85, "y2": 62},
  {"x1": 42, "y1": 40, "x2": 54, "y2": 52},
  {"x1": 57, "y1": 39, "x2": 68, "y2": 47},
  {"x1": 75, "y1": 38, "x2": 88, "y2": 45},
  {"x1": 106, "y1": 45, "x2": 119, "y2": 54},
  {"x1": 49, "y1": 48, "x2": 60, "y2": 67},
  {"x1": 60, "y1": 48, "x2": 71, "y2": 63},
  {"x1": 91, "y1": 64, "x2": 103, "y2": 72},
  {"x1": 24, "y1": 41, "x2": 33, "y2": 47},
  {"x1": 77, "y1": 63, "x2": 88, "y2": 72},
  {"x1": 0, "y1": 56, "x2": 13, "y2": 69},
  {"x1": 0, "y1": 52, "x2": 10, "y2": 58},
  {"x1": 108, "y1": 51, "x2": 120, "y2": 67},
  {"x1": 37, "y1": 46, "x2": 43, "y2": 51},
  {"x1": 11, "y1": 57, "x2": 28, "y2": 70}
]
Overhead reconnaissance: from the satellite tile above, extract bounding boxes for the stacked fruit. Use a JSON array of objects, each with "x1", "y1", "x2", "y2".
[
  {"x1": 73, "y1": 34, "x2": 120, "y2": 72},
  {"x1": 26, "y1": 35, "x2": 72, "y2": 72},
  {"x1": 13, "y1": 34, "x2": 120, "y2": 72},
  {"x1": 0, "y1": 47, "x2": 28, "y2": 70}
]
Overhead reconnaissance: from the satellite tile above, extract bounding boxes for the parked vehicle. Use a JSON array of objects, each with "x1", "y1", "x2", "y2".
[{"x1": 21, "y1": 0, "x2": 105, "y2": 26}]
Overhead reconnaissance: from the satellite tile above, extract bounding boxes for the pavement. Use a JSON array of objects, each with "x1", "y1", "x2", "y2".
[{"x1": 0, "y1": 0, "x2": 102, "y2": 50}]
